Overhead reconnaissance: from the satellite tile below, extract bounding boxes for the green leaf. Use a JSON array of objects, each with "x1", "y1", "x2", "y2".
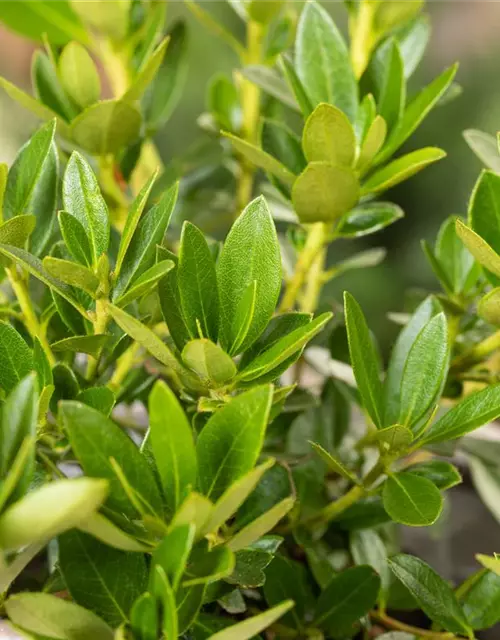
[
  {"x1": 388, "y1": 554, "x2": 472, "y2": 635},
  {"x1": 435, "y1": 215, "x2": 477, "y2": 294},
  {"x1": 78, "y1": 512, "x2": 148, "y2": 552},
  {"x1": 108, "y1": 304, "x2": 184, "y2": 375},
  {"x1": 314, "y1": 565, "x2": 381, "y2": 635},
  {"x1": 467, "y1": 455, "x2": 500, "y2": 525},
  {"x1": 478, "y1": 288, "x2": 500, "y2": 325},
  {"x1": 309, "y1": 441, "x2": 360, "y2": 484},
  {"x1": 0, "y1": 1, "x2": 88, "y2": 45},
  {"x1": 218, "y1": 196, "x2": 281, "y2": 355},
  {"x1": 222, "y1": 132, "x2": 296, "y2": 185},
  {"x1": 350, "y1": 529, "x2": 390, "y2": 593},
  {"x1": 70, "y1": 99, "x2": 142, "y2": 155},
  {"x1": 398, "y1": 312, "x2": 448, "y2": 430},
  {"x1": 183, "y1": 540, "x2": 235, "y2": 586},
  {"x1": 344, "y1": 292, "x2": 384, "y2": 429},
  {"x1": 208, "y1": 600, "x2": 294, "y2": 640},
  {"x1": 356, "y1": 115, "x2": 387, "y2": 173},
  {"x1": 421, "y1": 384, "x2": 500, "y2": 445},
  {"x1": 59, "y1": 41, "x2": 101, "y2": 108},
  {"x1": 242, "y1": 65, "x2": 300, "y2": 113},
  {"x1": 196, "y1": 386, "x2": 273, "y2": 500},
  {"x1": 464, "y1": 129, "x2": 500, "y2": 173},
  {"x1": 280, "y1": 55, "x2": 314, "y2": 117},
  {"x1": 0, "y1": 323, "x2": 32, "y2": 394},
  {"x1": 0, "y1": 216, "x2": 34, "y2": 257},
  {"x1": 362, "y1": 147, "x2": 446, "y2": 196},
  {"x1": 51, "y1": 335, "x2": 109, "y2": 358},
  {"x1": 264, "y1": 555, "x2": 315, "y2": 629},
  {"x1": 130, "y1": 592, "x2": 158, "y2": 640},
  {"x1": 124, "y1": 37, "x2": 169, "y2": 103},
  {"x1": 228, "y1": 497, "x2": 294, "y2": 552},
  {"x1": 4, "y1": 119, "x2": 58, "y2": 255},
  {"x1": 201, "y1": 459, "x2": 275, "y2": 536},
  {"x1": 115, "y1": 260, "x2": 174, "y2": 308},
  {"x1": 383, "y1": 472, "x2": 442, "y2": 526},
  {"x1": 398, "y1": 15, "x2": 430, "y2": 78},
  {"x1": 292, "y1": 162, "x2": 360, "y2": 223},
  {"x1": 469, "y1": 170, "x2": 500, "y2": 282},
  {"x1": 477, "y1": 555, "x2": 500, "y2": 577},
  {"x1": 33, "y1": 337, "x2": 52, "y2": 388},
  {"x1": 377, "y1": 64, "x2": 458, "y2": 162},
  {"x1": 355, "y1": 92, "x2": 377, "y2": 143},
  {"x1": 153, "y1": 524, "x2": 195, "y2": 590},
  {"x1": 151, "y1": 565, "x2": 178, "y2": 639},
  {"x1": 375, "y1": 424, "x2": 413, "y2": 454},
  {"x1": 0, "y1": 374, "x2": 37, "y2": 504},
  {"x1": 112, "y1": 182, "x2": 178, "y2": 301},
  {"x1": 295, "y1": 0, "x2": 358, "y2": 121},
  {"x1": 261, "y1": 119, "x2": 306, "y2": 176},
  {"x1": 177, "y1": 584, "x2": 206, "y2": 635},
  {"x1": 114, "y1": 171, "x2": 158, "y2": 279},
  {"x1": 369, "y1": 39, "x2": 405, "y2": 131},
  {"x1": 0, "y1": 477, "x2": 108, "y2": 551},
  {"x1": 461, "y1": 569, "x2": 500, "y2": 630},
  {"x1": 238, "y1": 312, "x2": 331, "y2": 382},
  {"x1": 178, "y1": 221, "x2": 219, "y2": 341},
  {"x1": 61, "y1": 401, "x2": 163, "y2": 518},
  {"x1": 143, "y1": 20, "x2": 188, "y2": 131},
  {"x1": 209, "y1": 74, "x2": 240, "y2": 132},
  {"x1": 158, "y1": 251, "x2": 192, "y2": 352},
  {"x1": 337, "y1": 201, "x2": 402, "y2": 238},
  {"x1": 302, "y1": 103, "x2": 356, "y2": 167},
  {"x1": 404, "y1": 460, "x2": 461, "y2": 490},
  {"x1": 5, "y1": 593, "x2": 113, "y2": 640},
  {"x1": 59, "y1": 210, "x2": 93, "y2": 266},
  {"x1": 227, "y1": 548, "x2": 273, "y2": 589},
  {"x1": 182, "y1": 340, "x2": 236, "y2": 385},
  {"x1": 149, "y1": 380, "x2": 197, "y2": 515},
  {"x1": 59, "y1": 530, "x2": 147, "y2": 627},
  {"x1": 63, "y1": 152, "x2": 109, "y2": 266},
  {"x1": 44, "y1": 256, "x2": 100, "y2": 296},
  {"x1": 32, "y1": 50, "x2": 76, "y2": 121},
  {"x1": 384, "y1": 296, "x2": 442, "y2": 425},
  {"x1": 455, "y1": 218, "x2": 500, "y2": 279}
]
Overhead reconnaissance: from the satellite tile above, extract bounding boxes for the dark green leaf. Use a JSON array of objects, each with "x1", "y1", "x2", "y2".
[
  {"x1": 280, "y1": 55, "x2": 314, "y2": 117},
  {"x1": 404, "y1": 460, "x2": 461, "y2": 490},
  {"x1": 59, "y1": 530, "x2": 147, "y2": 627},
  {"x1": 461, "y1": 570, "x2": 500, "y2": 630},
  {"x1": 177, "y1": 584, "x2": 206, "y2": 634},
  {"x1": 388, "y1": 554, "x2": 472, "y2": 635},
  {"x1": 33, "y1": 337, "x2": 52, "y2": 388},
  {"x1": 149, "y1": 380, "x2": 197, "y2": 515},
  {"x1": 383, "y1": 472, "x2": 442, "y2": 526},
  {"x1": 295, "y1": 0, "x2": 358, "y2": 120},
  {"x1": 0, "y1": 323, "x2": 32, "y2": 395},
  {"x1": 183, "y1": 540, "x2": 235, "y2": 586},
  {"x1": 314, "y1": 565, "x2": 381, "y2": 635},
  {"x1": 158, "y1": 250, "x2": 192, "y2": 351},
  {"x1": 338, "y1": 202, "x2": 403, "y2": 238},
  {"x1": 235, "y1": 464, "x2": 293, "y2": 529},
  {"x1": 350, "y1": 529, "x2": 390, "y2": 593},
  {"x1": 32, "y1": 50, "x2": 76, "y2": 121},
  {"x1": 59, "y1": 210, "x2": 93, "y2": 266},
  {"x1": 61, "y1": 401, "x2": 163, "y2": 518},
  {"x1": 152, "y1": 524, "x2": 195, "y2": 590},
  {"x1": 261, "y1": 119, "x2": 306, "y2": 176},
  {"x1": 196, "y1": 386, "x2": 273, "y2": 500},
  {"x1": 344, "y1": 292, "x2": 383, "y2": 428}
]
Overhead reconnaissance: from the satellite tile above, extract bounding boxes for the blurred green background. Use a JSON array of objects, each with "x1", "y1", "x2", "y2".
[{"x1": 1, "y1": 1, "x2": 499, "y2": 352}]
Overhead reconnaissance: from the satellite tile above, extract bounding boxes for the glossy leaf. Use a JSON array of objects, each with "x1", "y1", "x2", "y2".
[
  {"x1": 59, "y1": 210, "x2": 92, "y2": 266},
  {"x1": 228, "y1": 497, "x2": 294, "y2": 552},
  {"x1": 153, "y1": 524, "x2": 195, "y2": 590},
  {"x1": 183, "y1": 541, "x2": 235, "y2": 586},
  {"x1": 209, "y1": 600, "x2": 294, "y2": 640},
  {"x1": 404, "y1": 460, "x2": 461, "y2": 490},
  {"x1": 149, "y1": 380, "x2": 197, "y2": 515},
  {"x1": 383, "y1": 472, "x2": 442, "y2": 526},
  {"x1": 302, "y1": 103, "x2": 356, "y2": 166},
  {"x1": 182, "y1": 339, "x2": 236, "y2": 385},
  {"x1": 292, "y1": 162, "x2": 360, "y2": 223},
  {"x1": 337, "y1": 201, "x2": 403, "y2": 237},
  {"x1": 461, "y1": 570, "x2": 500, "y2": 630},
  {"x1": 0, "y1": 323, "x2": 32, "y2": 395},
  {"x1": 388, "y1": 554, "x2": 472, "y2": 635},
  {"x1": 455, "y1": 218, "x2": 500, "y2": 279},
  {"x1": 264, "y1": 555, "x2": 315, "y2": 629}
]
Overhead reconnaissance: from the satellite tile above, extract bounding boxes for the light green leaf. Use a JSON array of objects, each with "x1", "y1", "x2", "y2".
[
  {"x1": 218, "y1": 196, "x2": 281, "y2": 355},
  {"x1": 59, "y1": 41, "x2": 101, "y2": 108},
  {"x1": 238, "y1": 312, "x2": 331, "y2": 382},
  {"x1": 461, "y1": 569, "x2": 500, "y2": 630},
  {"x1": 178, "y1": 221, "x2": 219, "y2": 341},
  {"x1": 59, "y1": 210, "x2": 92, "y2": 266},
  {"x1": 115, "y1": 260, "x2": 174, "y2": 308},
  {"x1": 350, "y1": 529, "x2": 390, "y2": 593},
  {"x1": 0, "y1": 477, "x2": 108, "y2": 551},
  {"x1": 435, "y1": 215, "x2": 477, "y2": 295},
  {"x1": 295, "y1": 0, "x2": 357, "y2": 121},
  {"x1": 63, "y1": 152, "x2": 109, "y2": 266},
  {"x1": 375, "y1": 424, "x2": 413, "y2": 453},
  {"x1": 398, "y1": 15, "x2": 430, "y2": 79},
  {"x1": 455, "y1": 218, "x2": 500, "y2": 278},
  {"x1": 158, "y1": 250, "x2": 192, "y2": 352},
  {"x1": 152, "y1": 565, "x2": 178, "y2": 639},
  {"x1": 241, "y1": 65, "x2": 299, "y2": 112},
  {"x1": 44, "y1": 256, "x2": 99, "y2": 296},
  {"x1": 389, "y1": 554, "x2": 472, "y2": 635},
  {"x1": 70, "y1": 99, "x2": 142, "y2": 155},
  {"x1": 314, "y1": 565, "x2": 381, "y2": 635},
  {"x1": 130, "y1": 592, "x2": 157, "y2": 640},
  {"x1": 112, "y1": 182, "x2": 178, "y2": 301},
  {"x1": 478, "y1": 288, "x2": 500, "y2": 324},
  {"x1": 477, "y1": 555, "x2": 500, "y2": 577},
  {"x1": 208, "y1": 600, "x2": 294, "y2": 640},
  {"x1": 227, "y1": 497, "x2": 294, "y2": 552},
  {"x1": 302, "y1": 103, "x2": 356, "y2": 166},
  {"x1": 337, "y1": 201, "x2": 402, "y2": 238},
  {"x1": 222, "y1": 132, "x2": 296, "y2": 185},
  {"x1": 0, "y1": 215, "x2": 36, "y2": 250},
  {"x1": 404, "y1": 460, "x2": 461, "y2": 491},
  {"x1": 152, "y1": 524, "x2": 195, "y2": 590},
  {"x1": 0, "y1": 323, "x2": 32, "y2": 395},
  {"x1": 108, "y1": 304, "x2": 184, "y2": 375},
  {"x1": 398, "y1": 312, "x2": 448, "y2": 430},
  {"x1": 356, "y1": 115, "x2": 387, "y2": 173},
  {"x1": 51, "y1": 334, "x2": 109, "y2": 357},
  {"x1": 383, "y1": 473, "x2": 442, "y2": 526},
  {"x1": 171, "y1": 492, "x2": 213, "y2": 539},
  {"x1": 464, "y1": 129, "x2": 500, "y2": 173},
  {"x1": 149, "y1": 380, "x2": 197, "y2": 515},
  {"x1": 61, "y1": 401, "x2": 163, "y2": 518},
  {"x1": 197, "y1": 386, "x2": 273, "y2": 500},
  {"x1": 32, "y1": 50, "x2": 77, "y2": 121},
  {"x1": 280, "y1": 55, "x2": 314, "y2": 117},
  {"x1": 309, "y1": 441, "x2": 360, "y2": 484},
  {"x1": 124, "y1": 37, "x2": 169, "y2": 102},
  {"x1": 71, "y1": 0, "x2": 131, "y2": 41},
  {"x1": 469, "y1": 170, "x2": 500, "y2": 282},
  {"x1": 183, "y1": 541, "x2": 235, "y2": 586},
  {"x1": 292, "y1": 162, "x2": 360, "y2": 223},
  {"x1": 59, "y1": 530, "x2": 147, "y2": 627},
  {"x1": 78, "y1": 512, "x2": 148, "y2": 552},
  {"x1": 369, "y1": 39, "x2": 405, "y2": 131},
  {"x1": 362, "y1": 147, "x2": 446, "y2": 196},
  {"x1": 344, "y1": 292, "x2": 384, "y2": 428},
  {"x1": 182, "y1": 340, "x2": 236, "y2": 385},
  {"x1": 468, "y1": 455, "x2": 500, "y2": 525}
]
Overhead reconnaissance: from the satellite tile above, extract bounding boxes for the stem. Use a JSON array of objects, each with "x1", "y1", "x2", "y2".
[
  {"x1": 371, "y1": 611, "x2": 456, "y2": 639},
  {"x1": 235, "y1": 19, "x2": 264, "y2": 215},
  {"x1": 7, "y1": 267, "x2": 55, "y2": 366},
  {"x1": 86, "y1": 298, "x2": 110, "y2": 381},
  {"x1": 301, "y1": 246, "x2": 327, "y2": 314},
  {"x1": 350, "y1": 0, "x2": 377, "y2": 79},
  {"x1": 279, "y1": 223, "x2": 328, "y2": 313}
]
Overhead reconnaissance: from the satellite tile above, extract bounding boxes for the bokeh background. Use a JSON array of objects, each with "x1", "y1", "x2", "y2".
[{"x1": 1, "y1": 1, "x2": 500, "y2": 353}]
